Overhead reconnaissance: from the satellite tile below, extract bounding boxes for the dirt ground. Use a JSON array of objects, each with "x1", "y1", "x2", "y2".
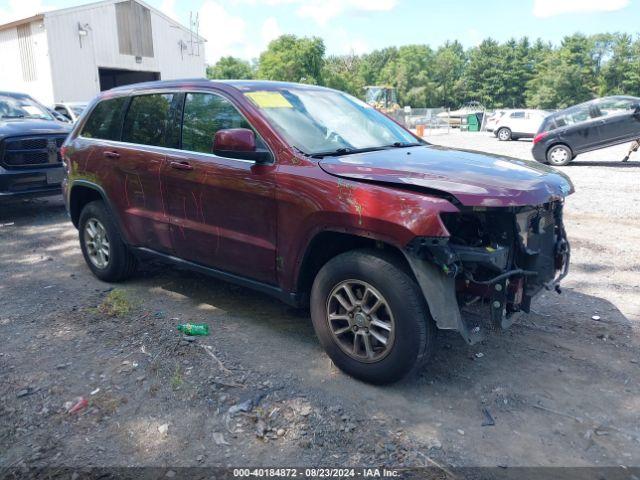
[{"x1": 1, "y1": 133, "x2": 639, "y2": 474}]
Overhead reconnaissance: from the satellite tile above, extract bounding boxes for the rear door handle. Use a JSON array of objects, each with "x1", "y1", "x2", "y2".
[
  {"x1": 169, "y1": 161, "x2": 193, "y2": 171},
  {"x1": 103, "y1": 150, "x2": 120, "y2": 159}
]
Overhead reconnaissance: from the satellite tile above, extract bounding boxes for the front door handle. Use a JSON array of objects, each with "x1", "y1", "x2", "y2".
[
  {"x1": 169, "y1": 161, "x2": 193, "y2": 171},
  {"x1": 103, "y1": 150, "x2": 120, "y2": 159}
]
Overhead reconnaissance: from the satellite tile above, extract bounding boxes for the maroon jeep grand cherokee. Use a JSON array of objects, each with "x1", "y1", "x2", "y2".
[{"x1": 63, "y1": 80, "x2": 572, "y2": 384}]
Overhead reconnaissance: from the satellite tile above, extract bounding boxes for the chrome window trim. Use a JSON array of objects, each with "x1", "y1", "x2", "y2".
[
  {"x1": 78, "y1": 86, "x2": 275, "y2": 165},
  {"x1": 77, "y1": 136, "x2": 258, "y2": 164}
]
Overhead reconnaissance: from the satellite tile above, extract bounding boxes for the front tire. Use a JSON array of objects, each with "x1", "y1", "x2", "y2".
[
  {"x1": 79, "y1": 200, "x2": 136, "y2": 282},
  {"x1": 497, "y1": 127, "x2": 512, "y2": 141},
  {"x1": 310, "y1": 249, "x2": 436, "y2": 384},
  {"x1": 546, "y1": 144, "x2": 572, "y2": 166}
]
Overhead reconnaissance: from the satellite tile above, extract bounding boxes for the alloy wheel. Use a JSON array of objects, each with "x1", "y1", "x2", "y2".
[
  {"x1": 84, "y1": 218, "x2": 110, "y2": 269},
  {"x1": 326, "y1": 280, "x2": 395, "y2": 363}
]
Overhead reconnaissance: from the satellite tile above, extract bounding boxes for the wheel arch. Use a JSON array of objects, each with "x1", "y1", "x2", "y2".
[
  {"x1": 294, "y1": 230, "x2": 413, "y2": 306},
  {"x1": 69, "y1": 181, "x2": 121, "y2": 232},
  {"x1": 296, "y1": 230, "x2": 469, "y2": 343},
  {"x1": 546, "y1": 142, "x2": 573, "y2": 159}
]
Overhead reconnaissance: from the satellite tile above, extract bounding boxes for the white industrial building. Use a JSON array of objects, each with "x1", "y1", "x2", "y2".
[{"x1": 0, "y1": 0, "x2": 207, "y2": 105}]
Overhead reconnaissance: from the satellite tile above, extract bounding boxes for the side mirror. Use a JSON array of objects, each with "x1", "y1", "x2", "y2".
[
  {"x1": 213, "y1": 128, "x2": 272, "y2": 163},
  {"x1": 50, "y1": 109, "x2": 71, "y2": 123}
]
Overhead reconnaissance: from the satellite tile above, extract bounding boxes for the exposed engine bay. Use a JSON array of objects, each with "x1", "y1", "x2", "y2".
[{"x1": 406, "y1": 201, "x2": 570, "y2": 341}]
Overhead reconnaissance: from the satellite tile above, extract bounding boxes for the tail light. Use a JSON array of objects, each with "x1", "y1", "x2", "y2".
[
  {"x1": 533, "y1": 132, "x2": 548, "y2": 145},
  {"x1": 60, "y1": 145, "x2": 69, "y2": 170}
]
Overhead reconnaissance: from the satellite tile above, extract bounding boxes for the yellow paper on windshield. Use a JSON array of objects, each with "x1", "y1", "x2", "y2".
[{"x1": 245, "y1": 91, "x2": 292, "y2": 109}]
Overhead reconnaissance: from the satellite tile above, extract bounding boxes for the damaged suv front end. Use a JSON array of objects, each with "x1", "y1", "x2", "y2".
[
  {"x1": 406, "y1": 200, "x2": 570, "y2": 344},
  {"x1": 318, "y1": 145, "x2": 573, "y2": 346}
]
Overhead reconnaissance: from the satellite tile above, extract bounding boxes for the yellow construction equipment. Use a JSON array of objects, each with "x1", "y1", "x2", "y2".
[{"x1": 364, "y1": 86, "x2": 400, "y2": 114}]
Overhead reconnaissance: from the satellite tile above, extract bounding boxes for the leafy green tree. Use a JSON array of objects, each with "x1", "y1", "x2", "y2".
[
  {"x1": 207, "y1": 56, "x2": 254, "y2": 80},
  {"x1": 378, "y1": 45, "x2": 435, "y2": 106},
  {"x1": 257, "y1": 35, "x2": 326, "y2": 84},
  {"x1": 526, "y1": 34, "x2": 599, "y2": 108},
  {"x1": 465, "y1": 39, "x2": 505, "y2": 106},
  {"x1": 601, "y1": 34, "x2": 640, "y2": 96},
  {"x1": 431, "y1": 41, "x2": 467, "y2": 107},
  {"x1": 358, "y1": 47, "x2": 399, "y2": 88},
  {"x1": 323, "y1": 54, "x2": 366, "y2": 97},
  {"x1": 205, "y1": 32, "x2": 640, "y2": 110}
]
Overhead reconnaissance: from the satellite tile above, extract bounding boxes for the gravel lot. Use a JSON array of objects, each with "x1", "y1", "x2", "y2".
[{"x1": 1, "y1": 132, "x2": 639, "y2": 473}]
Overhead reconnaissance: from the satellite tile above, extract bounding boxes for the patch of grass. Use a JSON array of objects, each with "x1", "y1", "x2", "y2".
[
  {"x1": 170, "y1": 365, "x2": 183, "y2": 390},
  {"x1": 98, "y1": 289, "x2": 133, "y2": 317}
]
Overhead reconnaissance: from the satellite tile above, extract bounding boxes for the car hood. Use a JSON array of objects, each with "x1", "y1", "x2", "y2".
[
  {"x1": 318, "y1": 145, "x2": 574, "y2": 207},
  {"x1": 0, "y1": 119, "x2": 71, "y2": 138}
]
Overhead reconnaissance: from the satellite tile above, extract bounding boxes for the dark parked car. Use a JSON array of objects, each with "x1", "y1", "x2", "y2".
[
  {"x1": 0, "y1": 91, "x2": 71, "y2": 198},
  {"x1": 63, "y1": 80, "x2": 572, "y2": 384},
  {"x1": 532, "y1": 96, "x2": 640, "y2": 166}
]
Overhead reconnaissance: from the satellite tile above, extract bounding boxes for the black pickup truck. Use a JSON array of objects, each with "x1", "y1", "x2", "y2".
[{"x1": 0, "y1": 91, "x2": 71, "y2": 199}]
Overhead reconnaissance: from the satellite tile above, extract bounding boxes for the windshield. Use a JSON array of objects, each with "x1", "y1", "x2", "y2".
[
  {"x1": 0, "y1": 95, "x2": 53, "y2": 120},
  {"x1": 243, "y1": 87, "x2": 419, "y2": 156}
]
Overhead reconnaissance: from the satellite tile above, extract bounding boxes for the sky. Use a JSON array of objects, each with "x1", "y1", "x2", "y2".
[{"x1": 0, "y1": 0, "x2": 638, "y2": 64}]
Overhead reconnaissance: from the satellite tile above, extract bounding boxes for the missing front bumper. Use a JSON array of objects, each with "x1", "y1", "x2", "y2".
[{"x1": 405, "y1": 201, "x2": 570, "y2": 344}]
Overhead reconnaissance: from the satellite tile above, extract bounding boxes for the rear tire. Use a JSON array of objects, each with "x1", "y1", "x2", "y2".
[
  {"x1": 497, "y1": 127, "x2": 512, "y2": 141},
  {"x1": 310, "y1": 249, "x2": 436, "y2": 384},
  {"x1": 78, "y1": 200, "x2": 136, "y2": 282},
  {"x1": 546, "y1": 144, "x2": 572, "y2": 166}
]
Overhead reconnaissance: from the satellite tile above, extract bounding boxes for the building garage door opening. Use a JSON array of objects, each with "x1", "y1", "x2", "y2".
[{"x1": 98, "y1": 68, "x2": 160, "y2": 91}]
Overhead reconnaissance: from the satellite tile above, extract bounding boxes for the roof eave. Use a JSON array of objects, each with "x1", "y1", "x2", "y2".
[{"x1": 0, "y1": 14, "x2": 44, "y2": 32}]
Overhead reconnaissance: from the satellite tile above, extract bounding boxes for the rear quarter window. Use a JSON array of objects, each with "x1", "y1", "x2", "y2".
[{"x1": 81, "y1": 97, "x2": 128, "y2": 140}]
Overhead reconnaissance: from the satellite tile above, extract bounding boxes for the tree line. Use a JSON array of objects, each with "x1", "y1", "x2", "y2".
[{"x1": 207, "y1": 33, "x2": 640, "y2": 109}]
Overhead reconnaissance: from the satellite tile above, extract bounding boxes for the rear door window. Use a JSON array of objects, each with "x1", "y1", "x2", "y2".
[
  {"x1": 81, "y1": 97, "x2": 128, "y2": 140},
  {"x1": 510, "y1": 111, "x2": 525, "y2": 119},
  {"x1": 122, "y1": 93, "x2": 180, "y2": 148},
  {"x1": 554, "y1": 105, "x2": 591, "y2": 127},
  {"x1": 181, "y1": 92, "x2": 263, "y2": 154}
]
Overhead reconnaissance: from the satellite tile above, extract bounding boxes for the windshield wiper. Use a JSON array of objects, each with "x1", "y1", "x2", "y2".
[
  {"x1": 310, "y1": 146, "x2": 391, "y2": 158},
  {"x1": 386, "y1": 141, "x2": 424, "y2": 148},
  {"x1": 310, "y1": 142, "x2": 424, "y2": 158},
  {"x1": 292, "y1": 146, "x2": 311, "y2": 157},
  {"x1": 1, "y1": 115, "x2": 25, "y2": 119}
]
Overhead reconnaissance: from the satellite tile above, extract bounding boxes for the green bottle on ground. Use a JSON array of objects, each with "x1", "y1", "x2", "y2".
[{"x1": 177, "y1": 323, "x2": 210, "y2": 336}]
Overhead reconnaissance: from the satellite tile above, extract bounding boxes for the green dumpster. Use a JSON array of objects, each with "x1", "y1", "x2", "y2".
[{"x1": 467, "y1": 113, "x2": 480, "y2": 132}]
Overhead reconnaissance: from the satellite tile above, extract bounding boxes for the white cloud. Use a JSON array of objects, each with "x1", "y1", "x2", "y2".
[
  {"x1": 199, "y1": 1, "x2": 248, "y2": 63},
  {"x1": 198, "y1": 2, "x2": 286, "y2": 63},
  {"x1": 532, "y1": 0, "x2": 629, "y2": 18},
  {"x1": 0, "y1": 0, "x2": 55, "y2": 25},
  {"x1": 261, "y1": 16, "x2": 282, "y2": 45},
  {"x1": 159, "y1": 0, "x2": 180, "y2": 22},
  {"x1": 296, "y1": 0, "x2": 344, "y2": 25},
  {"x1": 348, "y1": 0, "x2": 398, "y2": 11},
  {"x1": 329, "y1": 27, "x2": 370, "y2": 55},
  {"x1": 231, "y1": 0, "x2": 398, "y2": 25}
]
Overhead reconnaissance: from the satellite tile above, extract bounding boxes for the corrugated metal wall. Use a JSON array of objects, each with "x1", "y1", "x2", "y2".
[
  {"x1": 41, "y1": 0, "x2": 206, "y2": 103},
  {"x1": 0, "y1": 20, "x2": 55, "y2": 105},
  {"x1": 16, "y1": 24, "x2": 37, "y2": 82}
]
